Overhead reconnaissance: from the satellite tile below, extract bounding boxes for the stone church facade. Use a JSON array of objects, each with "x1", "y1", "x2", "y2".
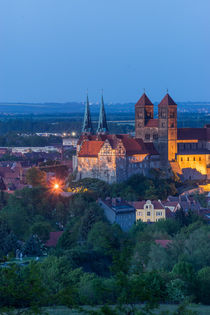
[{"x1": 73, "y1": 93, "x2": 210, "y2": 182}]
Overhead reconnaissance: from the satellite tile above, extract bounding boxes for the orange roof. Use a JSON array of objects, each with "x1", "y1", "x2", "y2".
[
  {"x1": 120, "y1": 136, "x2": 148, "y2": 155},
  {"x1": 78, "y1": 140, "x2": 104, "y2": 157},
  {"x1": 146, "y1": 119, "x2": 158, "y2": 128},
  {"x1": 135, "y1": 93, "x2": 153, "y2": 107},
  {"x1": 78, "y1": 134, "x2": 160, "y2": 157},
  {"x1": 159, "y1": 93, "x2": 177, "y2": 107}
]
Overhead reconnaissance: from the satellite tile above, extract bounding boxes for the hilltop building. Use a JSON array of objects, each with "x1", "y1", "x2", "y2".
[
  {"x1": 73, "y1": 92, "x2": 210, "y2": 183},
  {"x1": 135, "y1": 92, "x2": 210, "y2": 180}
]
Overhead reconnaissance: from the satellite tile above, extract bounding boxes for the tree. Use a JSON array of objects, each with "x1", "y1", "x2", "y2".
[
  {"x1": 30, "y1": 221, "x2": 51, "y2": 242},
  {"x1": 26, "y1": 167, "x2": 46, "y2": 187},
  {"x1": 196, "y1": 266, "x2": 210, "y2": 304},
  {"x1": 23, "y1": 235, "x2": 45, "y2": 257}
]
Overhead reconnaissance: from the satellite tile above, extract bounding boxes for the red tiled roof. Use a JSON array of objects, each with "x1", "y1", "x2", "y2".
[
  {"x1": 177, "y1": 128, "x2": 208, "y2": 141},
  {"x1": 144, "y1": 142, "x2": 159, "y2": 155},
  {"x1": 155, "y1": 239, "x2": 172, "y2": 248},
  {"x1": 45, "y1": 231, "x2": 63, "y2": 247},
  {"x1": 78, "y1": 141, "x2": 104, "y2": 157},
  {"x1": 78, "y1": 134, "x2": 160, "y2": 157},
  {"x1": 135, "y1": 93, "x2": 153, "y2": 107},
  {"x1": 159, "y1": 93, "x2": 177, "y2": 107},
  {"x1": 146, "y1": 119, "x2": 158, "y2": 128},
  {"x1": 132, "y1": 200, "x2": 164, "y2": 210},
  {"x1": 120, "y1": 136, "x2": 148, "y2": 155},
  {"x1": 77, "y1": 134, "x2": 97, "y2": 145}
]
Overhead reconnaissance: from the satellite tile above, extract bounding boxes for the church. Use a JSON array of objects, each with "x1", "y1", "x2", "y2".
[{"x1": 73, "y1": 93, "x2": 210, "y2": 183}]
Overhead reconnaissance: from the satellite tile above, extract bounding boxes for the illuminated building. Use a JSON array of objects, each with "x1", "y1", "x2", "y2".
[{"x1": 74, "y1": 93, "x2": 210, "y2": 182}]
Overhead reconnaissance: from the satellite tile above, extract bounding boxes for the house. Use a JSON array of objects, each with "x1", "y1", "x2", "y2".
[
  {"x1": 131, "y1": 200, "x2": 171, "y2": 222},
  {"x1": 99, "y1": 198, "x2": 136, "y2": 231},
  {"x1": 161, "y1": 200, "x2": 181, "y2": 212}
]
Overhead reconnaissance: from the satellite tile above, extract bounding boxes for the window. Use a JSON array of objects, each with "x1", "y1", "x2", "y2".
[
  {"x1": 147, "y1": 211, "x2": 150, "y2": 216},
  {"x1": 156, "y1": 211, "x2": 162, "y2": 216},
  {"x1": 187, "y1": 157, "x2": 189, "y2": 161},
  {"x1": 171, "y1": 123, "x2": 174, "y2": 128},
  {"x1": 161, "y1": 111, "x2": 166, "y2": 118},
  {"x1": 193, "y1": 157, "x2": 196, "y2": 161},
  {"x1": 145, "y1": 134, "x2": 150, "y2": 140},
  {"x1": 162, "y1": 123, "x2": 165, "y2": 128},
  {"x1": 153, "y1": 134, "x2": 158, "y2": 140},
  {"x1": 181, "y1": 157, "x2": 183, "y2": 161},
  {"x1": 170, "y1": 112, "x2": 175, "y2": 118}
]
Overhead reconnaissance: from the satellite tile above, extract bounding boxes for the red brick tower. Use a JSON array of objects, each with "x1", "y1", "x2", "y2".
[
  {"x1": 135, "y1": 93, "x2": 154, "y2": 139},
  {"x1": 158, "y1": 93, "x2": 177, "y2": 165}
]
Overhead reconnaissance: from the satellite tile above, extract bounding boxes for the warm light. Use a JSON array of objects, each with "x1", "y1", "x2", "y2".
[
  {"x1": 72, "y1": 131, "x2": 76, "y2": 136},
  {"x1": 63, "y1": 133, "x2": 66, "y2": 137},
  {"x1": 54, "y1": 183, "x2": 59, "y2": 190},
  {"x1": 49, "y1": 178, "x2": 64, "y2": 194}
]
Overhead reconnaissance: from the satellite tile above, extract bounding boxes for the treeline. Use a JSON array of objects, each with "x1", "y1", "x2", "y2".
[
  {"x1": 0, "y1": 133, "x2": 62, "y2": 147},
  {"x1": 0, "y1": 177, "x2": 209, "y2": 313},
  {"x1": 0, "y1": 118, "x2": 133, "y2": 136}
]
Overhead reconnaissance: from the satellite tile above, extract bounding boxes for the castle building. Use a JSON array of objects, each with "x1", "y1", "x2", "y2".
[
  {"x1": 135, "y1": 92, "x2": 210, "y2": 180},
  {"x1": 73, "y1": 92, "x2": 210, "y2": 183}
]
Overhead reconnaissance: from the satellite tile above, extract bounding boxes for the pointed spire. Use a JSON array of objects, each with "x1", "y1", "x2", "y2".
[
  {"x1": 97, "y1": 93, "x2": 108, "y2": 134},
  {"x1": 159, "y1": 93, "x2": 177, "y2": 107},
  {"x1": 135, "y1": 93, "x2": 153, "y2": 107},
  {"x1": 82, "y1": 92, "x2": 93, "y2": 134}
]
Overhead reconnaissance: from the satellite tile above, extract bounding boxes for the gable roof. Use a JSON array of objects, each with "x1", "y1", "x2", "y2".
[
  {"x1": 146, "y1": 119, "x2": 158, "y2": 128},
  {"x1": 135, "y1": 93, "x2": 153, "y2": 107},
  {"x1": 78, "y1": 134, "x2": 160, "y2": 158},
  {"x1": 78, "y1": 140, "x2": 104, "y2": 157},
  {"x1": 119, "y1": 136, "x2": 148, "y2": 155},
  {"x1": 132, "y1": 200, "x2": 165, "y2": 210},
  {"x1": 159, "y1": 93, "x2": 177, "y2": 107}
]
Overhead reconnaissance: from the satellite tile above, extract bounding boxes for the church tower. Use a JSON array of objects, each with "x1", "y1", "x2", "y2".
[
  {"x1": 135, "y1": 93, "x2": 154, "y2": 139},
  {"x1": 97, "y1": 95, "x2": 109, "y2": 134},
  {"x1": 158, "y1": 93, "x2": 177, "y2": 165},
  {"x1": 82, "y1": 94, "x2": 93, "y2": 134}
]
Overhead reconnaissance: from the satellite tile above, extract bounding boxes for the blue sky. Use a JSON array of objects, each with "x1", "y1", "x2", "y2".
[{"x1": 0, "y1": 0, "x2": 210, "y2": 103}]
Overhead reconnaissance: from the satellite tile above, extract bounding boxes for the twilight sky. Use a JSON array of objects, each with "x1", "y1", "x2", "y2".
[{"x1": 0, "y1": 0, "x2": 210, "y2": 103}]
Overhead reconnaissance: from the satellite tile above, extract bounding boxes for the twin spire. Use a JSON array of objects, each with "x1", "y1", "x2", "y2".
[{"x1": 82, "y1": 92, "x2": 108, "y2": 135}]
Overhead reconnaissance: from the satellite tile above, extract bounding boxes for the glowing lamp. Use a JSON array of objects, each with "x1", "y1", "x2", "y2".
[{"x1": 54, "y1": 183, "x2": 59, "y2": 190}]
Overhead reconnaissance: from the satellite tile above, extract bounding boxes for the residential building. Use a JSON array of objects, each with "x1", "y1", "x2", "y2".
[
  {"x1": 99, "y1": 198, "x2": 136, "y2": 231},
  {"x1": 131, "y1": 200, "x2": 166, "y2": 222}
]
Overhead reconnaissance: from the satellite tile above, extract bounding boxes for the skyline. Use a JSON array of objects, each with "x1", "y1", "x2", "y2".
[{"x1": 0, "y1": 0, "x2": 210, "y2": 104}]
